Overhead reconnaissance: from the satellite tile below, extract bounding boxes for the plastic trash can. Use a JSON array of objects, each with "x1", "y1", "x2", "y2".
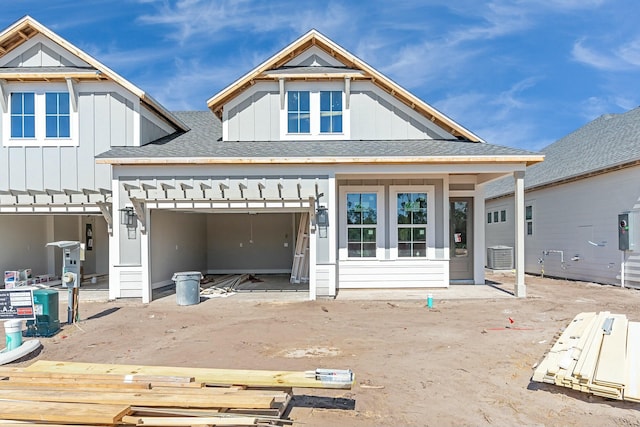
[{"x1": 172, "y1": 271, "x2": 203, "y2": 306}]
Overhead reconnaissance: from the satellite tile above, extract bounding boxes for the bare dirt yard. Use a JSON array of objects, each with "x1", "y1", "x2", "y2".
[{"x1": 8, "y1": 272, "x2": 640, "y2": 427}]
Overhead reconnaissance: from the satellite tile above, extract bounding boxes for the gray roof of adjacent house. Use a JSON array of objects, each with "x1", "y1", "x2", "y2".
[
  {"x1": 97, "y1": 111, "x2": 540, "y2": 162},
  {"x1": 485, "y1": 106, "x2": 640, "y2": 199}
]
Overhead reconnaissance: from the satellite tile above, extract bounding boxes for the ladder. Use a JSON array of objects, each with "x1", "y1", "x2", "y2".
[{"x1": 290, "y1": 212, "x2": 310, "y2": 284}]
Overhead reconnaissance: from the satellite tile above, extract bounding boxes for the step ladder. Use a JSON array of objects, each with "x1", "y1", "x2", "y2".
[{"x1": 290, "y1": 212, "x2": 310, "y2": 284}]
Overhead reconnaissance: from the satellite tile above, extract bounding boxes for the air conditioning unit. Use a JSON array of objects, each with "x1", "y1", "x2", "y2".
[{"x1": 487, "y1": 246, "x2": 514, "y2": 270}]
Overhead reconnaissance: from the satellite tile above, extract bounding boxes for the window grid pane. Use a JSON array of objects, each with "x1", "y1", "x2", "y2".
[
  {"x1": 45, "y1": 92, "x2": 71, "y2": 138},
  {"x1": 320, "y1": 91, "x2": 342, "y2": 133},
  {"x1": 10, "y1": 93, "x2": 35, "y2": 138},
  {"x1": 346, "y1": 193, "x2": 377, "y2": 258},
  {"x1": 397, "y1": 193, "x2": 428, "y2": 258},
  {"x1": 287, "y1": 91, "x2": 310, "y2": 134}
]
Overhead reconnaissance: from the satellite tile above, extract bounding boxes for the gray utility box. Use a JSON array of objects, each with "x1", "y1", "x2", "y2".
[
  {"x1": 487, "y1": 246, "x2": 514, "y2": 270},
  {"x1": 172, "y1": 272, "x2": 203, "y2": 306}
]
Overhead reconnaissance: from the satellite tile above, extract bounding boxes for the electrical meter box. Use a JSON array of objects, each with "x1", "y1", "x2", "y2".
[
  {"x1": 619, "y1": 211, "x2": 640, "y2": 251},
  {"x1": 25, "y1": 289, "x2": 60, "y2": 337}
]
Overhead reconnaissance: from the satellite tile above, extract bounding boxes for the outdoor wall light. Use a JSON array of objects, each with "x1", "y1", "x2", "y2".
[
  {"x1": 119, "y1": 207, "x2": 136, "y2": 228},
  {"x1": 316, "y1": 207, "x2": 329, "y2": 227}
]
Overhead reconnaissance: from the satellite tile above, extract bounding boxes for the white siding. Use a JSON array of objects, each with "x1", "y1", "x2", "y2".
[
  {"x1": 485, "y1": 166, "x2": 640, "y2": 287},
  {"x1": 338, "y1": 260, "x2": 448, "y2": 288}
]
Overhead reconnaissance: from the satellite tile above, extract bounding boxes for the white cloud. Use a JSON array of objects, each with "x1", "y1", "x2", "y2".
[{"x1": 571, "y1": 39, "x2": 631, "y2": 71}]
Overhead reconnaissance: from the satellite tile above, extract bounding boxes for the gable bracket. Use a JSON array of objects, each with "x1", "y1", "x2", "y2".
[
  {"x1": 279, "y1": 78, "x2": 285, "y2": 110},
  {"x1": 130, "y1": 197, "x2": 147, "y2": 233},
  {"x1": 95, "y1": 201, "x2": 113, "y2": 234},
  {"x1": 0, "y1": 79, "x2": 7, "y2": 113},
  {"x1": 344, "y1": 77, "x2": 350, "y2": 109},
  {"x1": 66, "y1": 78, "x2": 79, "y2": 112}
]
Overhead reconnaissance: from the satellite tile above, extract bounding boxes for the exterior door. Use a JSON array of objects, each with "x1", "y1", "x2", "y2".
[{"x1": 450, "y1": 198, "x2": 473, "y2": 282}]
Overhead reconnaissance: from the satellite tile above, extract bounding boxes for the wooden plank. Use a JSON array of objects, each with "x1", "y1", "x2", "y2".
[
  {"x1": 573, "y1": 313, "x2": 607, "y2": 380},
  {"x1": 0, "y1": 401, "x2": 130, "y2": 424},
  {"x1": 625, "y1": 321, "x2": 640, "y2": 401},
  {"x1": 0, "y1": 389, "x2": 274, "y2": 409},
  {"x1": 24, "y1": 360, "x2": 353, "y2": 389},
  {"x1": 122, "y1": 415, "x2": 259, "y2": 426},
  {"x1": 0, "y1": 368, "x2": 194, "y2": 384},
  {"x1": 593, "y1": 314, "x2": 628, "y2": 388},
  {"x1": 0, "y1": 380, "x2": 151, "y2": 392}
]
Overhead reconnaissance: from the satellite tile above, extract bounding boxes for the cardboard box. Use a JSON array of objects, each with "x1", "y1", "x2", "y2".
[{"x1": 4, "y1": 271, "x2": 19, "y2": 283}]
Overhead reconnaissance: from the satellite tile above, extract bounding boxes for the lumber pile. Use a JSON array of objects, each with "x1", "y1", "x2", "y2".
[
  {"x1": 532, "y1": 311, "x2": 640, "y2": 401},
  {"x1": 0, "y1": 361, "x2": 354, "y2": 426}
]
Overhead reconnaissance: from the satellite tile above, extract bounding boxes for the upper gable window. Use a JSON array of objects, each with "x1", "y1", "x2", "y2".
[
  {"x1": 287, "y1": 91, "x2": 310, "y2": 133},
  {"x1": 320, "y1": 91, "x2": 342, "y2": 133},
  {"x1": 10, "y1": 93, "x2": 35, "y2": 138},
  {"x1": 3, "y1": 83, "x2": 77, "y2": 147},
  {"x1": 45, "y1": 92, "x2": 70, "y2": 138},
  {"x1": 281, "y1": 83, "x2": 349, "y2": 140}
]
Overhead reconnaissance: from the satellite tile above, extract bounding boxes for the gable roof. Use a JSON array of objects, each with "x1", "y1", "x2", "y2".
[
  {"x1": 485, "y1": 106, "x2": 640, "y2": 199},
  {"x1": 96, "y1": 110, "x2": 542, "y2": 165},
  {"x1": 206, "y1": 29, "x2": 483, "y2": 142},
  {"x1": 0, "y1": 15, "x2": 188, "y2": 132}
]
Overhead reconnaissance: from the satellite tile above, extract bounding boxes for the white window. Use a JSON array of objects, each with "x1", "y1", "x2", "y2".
[
  {"x1": 339, "y1": 186, "x2": 384, "y2": 260},
  {"x1": 320, "y1": 91, "x2": 342, "y2": 133},
  {"x1": 390, "y1": 186, "x2": 436, "y2": 259},
  {"x1": 3, "y1": 83, "x2": 77, "y2": 147},
  {"x1": 287, "y1": 90, "x2": 310, "y2": 133},
  {"x1": 526, "y1": 205, "x2": 533, "y2": 236},
  {"x1": 281, "y1": 82, "x2": 349, "y2": 140}
]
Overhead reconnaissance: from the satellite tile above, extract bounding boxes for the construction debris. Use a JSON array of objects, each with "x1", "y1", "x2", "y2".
[
  {"x1": 200, "y1": 274, "x2": 250, "y2": 297},
  {"x1": 532, "y1": 311, "x2": 640, "y2": 402},
  {"x1": 0, "y1": 360, "x2": 354, "y2": 425}
]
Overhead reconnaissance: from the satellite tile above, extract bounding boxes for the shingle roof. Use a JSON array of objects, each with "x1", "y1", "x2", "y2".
[
  {"x1": 485, "y1": 106, "x2": 640, "y2": 199},
  {"x1": 96, "y1": 110, "x2": 540, "y2": 162}
]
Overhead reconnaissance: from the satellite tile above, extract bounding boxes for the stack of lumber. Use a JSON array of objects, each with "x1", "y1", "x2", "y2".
[
  {"x1": 532, "y1": 311, "x2": 640, "y2": 401},
  {"x1": 0, "y1": 360, "x2": 354, "y2": 426}
]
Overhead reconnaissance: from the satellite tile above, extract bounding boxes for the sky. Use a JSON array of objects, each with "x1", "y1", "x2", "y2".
[{"x1": 2, "y1": 0, "x2": 640, "y2": 151}]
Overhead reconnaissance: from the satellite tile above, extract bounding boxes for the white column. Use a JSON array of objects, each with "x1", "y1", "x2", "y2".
[
  {"x1": 308, "y1": 211, "x2": 317, "y2": 301},
  {"x1": 141, "y1": 205, "x2": 151, "y2": 304},
  {"x1": 514, "y1": 171, "x2": 526, "y2": 297},
  {"x1": 108, "y1": 176, "x2": 121, "y2": 300},
  {"x1": 474, "y1": 184, "x2": 486, "y2": 285}
]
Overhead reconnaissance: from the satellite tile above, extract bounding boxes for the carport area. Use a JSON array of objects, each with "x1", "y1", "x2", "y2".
[{"x1": 148, "y1": 209, "x2": 310, "y2": 296}]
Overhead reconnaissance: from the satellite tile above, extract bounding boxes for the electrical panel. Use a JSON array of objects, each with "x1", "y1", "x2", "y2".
[{"x1": 619, "y1": 211, "x2": 640, "y2": 251}]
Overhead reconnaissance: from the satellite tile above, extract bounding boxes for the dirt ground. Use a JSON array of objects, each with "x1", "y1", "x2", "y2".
[{"x1": 6, "y1": 272, "x2": 640, "y2": 427}]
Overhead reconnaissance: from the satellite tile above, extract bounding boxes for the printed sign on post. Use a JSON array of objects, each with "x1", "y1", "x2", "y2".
[{"x1": 0, "y1": 289, "x2": 35, "y2": 320}]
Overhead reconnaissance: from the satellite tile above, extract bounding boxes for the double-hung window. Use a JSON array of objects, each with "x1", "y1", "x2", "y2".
[
  {"x1": 45, "y1": 92, "x2": 70, "y2": 138},
  {"x1": 320, "y1": 90, "x2": 342, "y2": 133},
  {"x1": 396, "y1": 192, "x2": 428, "y2": 257},
  {"x1": 390, "y1": 186, "x2": 435, "y2": 259},
  {"x1": 10, "y1": 92, "x2": 35, "y2": 138},
  {"x1": 346, "y1": 192, "x2": 378, "y2": 258},
  {"x1": 287, "y1": 90, "x2": 310, "y2": 133}
]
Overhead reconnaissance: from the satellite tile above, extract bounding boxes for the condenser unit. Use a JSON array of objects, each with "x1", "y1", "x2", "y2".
[{"x1": 487, "y1": 246, "x2": 514, "y2": 270}]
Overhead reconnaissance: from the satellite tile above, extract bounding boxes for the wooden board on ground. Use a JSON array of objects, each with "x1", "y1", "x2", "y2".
[
  {"x1": 24, "y1": 360, "x2": 353, "y2": 389},
  {"x1": 0, "y1": 401, "x2": 130, "y2": 424},
  {"x1": 624, "y1": 321, "x2": 640, "y2": 402}
]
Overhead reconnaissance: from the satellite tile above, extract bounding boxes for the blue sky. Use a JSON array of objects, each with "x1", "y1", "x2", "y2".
[{"x1": 3, "y1": 0, "x2": 640, "y2": 151}]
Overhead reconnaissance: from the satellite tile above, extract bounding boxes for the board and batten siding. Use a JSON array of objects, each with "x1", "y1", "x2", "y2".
[
  {"x1": 486, "y1": 166, "x2": 640, "y2": 287},
  {"x1": 0, "y1": 91, "x2": 133, "y2": 195},
  {"x1": 223, "y1": 80, "x2": 455, "y2": 142},
  {"x1": 338, "y1": 260, "x2": 447, "y2": 288}
]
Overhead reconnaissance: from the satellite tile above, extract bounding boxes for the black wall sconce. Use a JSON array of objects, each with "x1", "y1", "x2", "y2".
[
  {"x1": 119, "y1": 207, "x2": 136, "y2": 228},
  {"x1": 316, "y1": 206, "x2": 329, "y2": 227}
]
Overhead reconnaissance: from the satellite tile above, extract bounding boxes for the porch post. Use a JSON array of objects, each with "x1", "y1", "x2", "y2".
[{"x1": 514, "y1": 171, "x2": 526, "y2": 297}]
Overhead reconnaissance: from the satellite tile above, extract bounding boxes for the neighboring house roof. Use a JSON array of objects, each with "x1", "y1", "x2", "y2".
[
  {"x1": 0, "y1": 15, "x2": 188, "y2": 132},
  {"x1": 485, "y1": 106, "x2": 640, "y2": 199},
  {"x1": 206, "y1": 29, "x2": 483, "y2": 142},
  {"x1": 96, "y1": 111, "x2": 542, "y2": 165}
]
